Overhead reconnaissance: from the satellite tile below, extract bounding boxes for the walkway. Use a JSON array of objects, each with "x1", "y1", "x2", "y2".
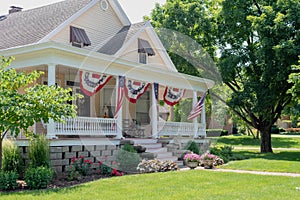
[{"x1": 181, "y1": 167, "x2": 300, "y2": 177}]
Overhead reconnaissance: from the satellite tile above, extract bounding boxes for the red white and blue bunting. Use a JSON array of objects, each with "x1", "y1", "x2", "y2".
[
  {"x1": 124, "y1": 79, "x2": 150, "y2": 103},
  {"x1": 80, "y1": 70, "x2": 112, "y2": 96},
  {"x1": 163, "y1": 87, "x2": 185, "y2": 106}
]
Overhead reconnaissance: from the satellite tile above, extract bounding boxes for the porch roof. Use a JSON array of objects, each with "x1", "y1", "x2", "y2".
[{"x1": 0, "y1": 41, "x2": 214, "y2": 91}]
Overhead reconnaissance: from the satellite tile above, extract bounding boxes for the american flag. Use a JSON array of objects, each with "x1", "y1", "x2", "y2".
[
  {"x1": 187, "y1": 91, "x2": 207, "y2": 120},
  {"x1": 114, "y1": 76, "x2": 125, "y2": 118}
]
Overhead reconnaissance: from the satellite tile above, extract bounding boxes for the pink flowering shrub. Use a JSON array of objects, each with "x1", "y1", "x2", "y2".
[
  {"x1": 184, "y1": 153, "x2": 201, "y2": 162},
  {"x1": 200, "y1": 152, "x2": 217, "y2": 161}
]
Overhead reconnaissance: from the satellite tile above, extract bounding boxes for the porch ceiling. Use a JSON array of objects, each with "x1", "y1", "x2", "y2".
[{"x1": 0, "y1": 41, "x2": 214, "y2": 91}]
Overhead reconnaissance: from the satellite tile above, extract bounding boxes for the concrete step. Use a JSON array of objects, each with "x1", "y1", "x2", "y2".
[
  {"x1": 140, "y1": 143, "x2": 162, "y2": 149},
  {"x1": 155, "y1": 152, "x2": 173, "y2": 159},
  {"x1": 146, "y1": 147, "x2": 168, "y2": 153},
  {"x1": 127, "y1": 138, "x2": 158, "y2": 144},
  {"x1": 156, "y1": 156, "x2": 178, "y2": 162}
]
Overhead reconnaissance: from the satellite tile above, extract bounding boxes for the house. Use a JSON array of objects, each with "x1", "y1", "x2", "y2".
[{"x1": 0, "y1": 0, "x2": 214, "y2": 171}]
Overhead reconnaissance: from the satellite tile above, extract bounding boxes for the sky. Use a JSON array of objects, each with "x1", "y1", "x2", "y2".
[{"x1": 0, "y1": 0, "x2": 166, "y2": 23}]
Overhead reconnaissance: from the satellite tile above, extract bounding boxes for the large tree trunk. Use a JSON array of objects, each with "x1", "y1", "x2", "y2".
[{"x1": 260, "y1": 126, "x2": 273, "y2": 153}]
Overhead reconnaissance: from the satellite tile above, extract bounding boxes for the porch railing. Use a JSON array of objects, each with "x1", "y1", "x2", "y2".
[
  {"x1": 55, "y1": 117, "x2": 117, "y2": 136},
  {"x1": 157, "y1": 121, "x2": 206, "y2": 137}
]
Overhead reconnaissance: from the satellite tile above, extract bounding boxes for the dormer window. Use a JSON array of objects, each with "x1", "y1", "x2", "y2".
[
  {"x1": 70, "y1": 26, "x2": 91, "y2": 48},
  {"x1": 138, "y1": 38, "x2": 155, "y2": 64}
]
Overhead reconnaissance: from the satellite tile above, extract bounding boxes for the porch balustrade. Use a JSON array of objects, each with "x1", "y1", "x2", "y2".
[
  {"x1": 157, "y1": 121, "x2": 206, "y2": 137},
  {"x1": 55, "y1": 117, "x2": 117, "y2": 136}
]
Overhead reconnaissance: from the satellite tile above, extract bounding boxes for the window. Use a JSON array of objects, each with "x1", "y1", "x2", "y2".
[
  {"x1": 139, "y1": 52, "x2": 148, "y2": 64},
  {"x1": 136, "y1": 91, "x2": 150, "y2": 125},
  {"x1": 101, "y1": 87, "x2": 115, "y2": 118},
  {"x1": 70, "y1": 26, "x2": 91, "y2": 47}
]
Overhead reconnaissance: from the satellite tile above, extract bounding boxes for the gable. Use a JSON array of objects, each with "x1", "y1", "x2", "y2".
[
  {"x1": 50, "y1": 0, "x2": 124, "y2": 51},
  {"x1": 118, "y1": 29, "x2": 177, "y2": 72}
]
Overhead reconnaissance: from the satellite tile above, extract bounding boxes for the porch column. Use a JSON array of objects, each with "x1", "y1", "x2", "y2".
[
  {"x1": 151, "y1": 84, "x2": 158, "y2": 138},
  {"x1": 115, "y1": 76, "x2": 123, "y2": 139},
  {"x1": 201, "y1": 98, "x2": 206, "y2": 136},
  {"x1": 192, "y1": 91, "x2": 199, "y2": 138},
  {"x1": 46, "y1": 63, "x2": 57, "y2": 139}
]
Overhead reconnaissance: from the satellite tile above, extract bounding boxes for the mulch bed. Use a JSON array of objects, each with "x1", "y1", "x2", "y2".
[{"x1": 1, "y1": 172, "x2": 119, "y2": 193}]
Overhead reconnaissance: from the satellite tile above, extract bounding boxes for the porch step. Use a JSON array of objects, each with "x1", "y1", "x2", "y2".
[
  {"x1": 146, "y1": 147, "x2": 168, "y2": 153},
  {"x1": 127, "y1": 138, "x2": 179, "y2": 163},
  {"x1": 126, "y1": 138, "x2": 158, "y2": 144}
]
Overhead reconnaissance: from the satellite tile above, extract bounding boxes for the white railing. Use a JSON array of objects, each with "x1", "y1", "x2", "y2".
[
  {"x1": 55, "y1": 117, "x2": 117, "y2": 136},
  {"x1": 157, "y1": 121, "x2": 206, "y2": 137}
]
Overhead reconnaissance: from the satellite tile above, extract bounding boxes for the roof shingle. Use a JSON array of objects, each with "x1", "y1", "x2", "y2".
[{"x1": 0, "y1": 0, "x2": 92, "y2": 50}]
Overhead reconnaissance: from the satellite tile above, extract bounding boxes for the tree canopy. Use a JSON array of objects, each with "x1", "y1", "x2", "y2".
[
  {"x1": 148, "y1": 0, "x2": 300, "y2": 152},
  {"x1": 0, "y1": 56, "x2": 79, "y2": 170}
]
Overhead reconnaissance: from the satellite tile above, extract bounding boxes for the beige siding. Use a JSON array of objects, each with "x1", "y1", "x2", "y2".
[
  {"x1": 120, "y1": 31, "x2": 170, "y2": 71},
  {"x1": 51, "y1": 1, "x2": 123, "y2": 51}
]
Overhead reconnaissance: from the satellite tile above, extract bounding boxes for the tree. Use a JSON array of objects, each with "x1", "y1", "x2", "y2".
[
  {"x1": 0, "y1": 56, "x2": 79, "y2": 170},
  {"x1": 216, "y1": 0, "x2": 300, "y2": 152},
  {"x1": 148, "y1": 0, "x2": 300, "y2": 152}
]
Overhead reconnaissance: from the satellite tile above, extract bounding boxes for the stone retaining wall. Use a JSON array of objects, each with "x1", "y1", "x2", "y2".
[{"x1": 19, "y1": 144, "x2": 119, "y2": 174}]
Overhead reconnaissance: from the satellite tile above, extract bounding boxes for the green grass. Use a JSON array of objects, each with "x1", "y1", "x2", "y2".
[
  {"x1": 210, "y1": 134, "x2": 300, "y2": 149},
  {"x1": 1, "y1": 170, "x2": 300, "y2": 200}
]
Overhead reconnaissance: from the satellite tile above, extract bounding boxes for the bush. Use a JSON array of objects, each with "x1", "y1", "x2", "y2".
[
  {"x1": 271, "y1": 125, "x2": 280, "y2": 134},
  {"x1": 25, "y1": 166, "x2": 53, "y2": 189},
  {"x1": 185, "y1": 141, "x2": 200, "y2": 154},
  {"x1": 0, "y1": 171, "x2": 18, "y2": 191},
  {"x1": 116, "y1": 144, "x2": 140, "y2": 173},
  {"x1": 210, "y1": 145, "x2": 233, "y2": 163},
  {"x1": 221, "y1": 130, "x2": 229, "y2": 136},
  {"x1": 2, "y1": 140, "x2": 23, "y2": 174},
  {"x1": 137, "y1": 159, "x2": 178, "y2": 173},
  {"x1": 69, "y1": 156, "x2": 93, "y2": 177},
  {"x1": 98, "y1": 161, "x2": 113, "y2": 175},
  {"x1": 28, "y1": 135, "x2": 50, "y2": 168}
]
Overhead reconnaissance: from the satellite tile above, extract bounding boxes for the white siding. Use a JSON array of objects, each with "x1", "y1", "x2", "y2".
[{"x1": 51, "y1": 1, "x2": 123, "y2": 51}]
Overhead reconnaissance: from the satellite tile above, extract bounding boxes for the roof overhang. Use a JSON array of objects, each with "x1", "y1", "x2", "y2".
[{"x1": 0, "y1": 42, "x2": 214, "y2": 91}]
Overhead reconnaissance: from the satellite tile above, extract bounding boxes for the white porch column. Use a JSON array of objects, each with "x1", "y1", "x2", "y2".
[
  {"x1": 192, "y1": 91, "x2": 199, "y2": 138},
  {"x1": 151, "y1": 84, "x2": 158, "y2": 138},
  {"x1": 115, "y1": 76, "x2": 123, "y2": 139},
  {"x1": 201, "y1": 96, "x2": 206, "y2": 137},
  {"x1": 46, "y1": 63, "x2": 57, "y2": 139}
]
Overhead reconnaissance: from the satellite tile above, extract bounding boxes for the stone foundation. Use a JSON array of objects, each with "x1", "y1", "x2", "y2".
[{"x1": 18, "y1": 142, "x2": 120, "y2": 174}]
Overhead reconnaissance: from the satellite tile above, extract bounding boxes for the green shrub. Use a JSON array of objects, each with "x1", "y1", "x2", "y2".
[
  {"x1": 98, "y1": 161, "x2": 113, "y2": 175},
  {"x1": 0, "y1": 171, "x2": 18, "y2": 191},
  {"x1": 116, "y1": 144, "x2": 140, "y2": 173},
  {"x1": 25, "y1": 166, "x2": 53, "y2": 189},
  {"x1": 271, "y1": 125, "x2": 280, "y2": 134},
  {"x1": 28, "y1": 135, "x2": 50, "y2": 168},
  {"x1": 185, "y1": 141, "x2": 200, "y2": 154},
  {"x1": 210, "y1": 145, "x2": 233, "y2": 163},
  {"x1": 221, "y1": 130, "x2": 229, "y2": 136},
  {"x1": 2, "y1": 140, "x2": 23, "y2": 174}
]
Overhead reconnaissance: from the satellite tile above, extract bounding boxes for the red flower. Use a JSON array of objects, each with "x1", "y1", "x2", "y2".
[
  {"x1": 98, "y1": 161, "x2": 102, "y2": 165},
  {"x1": 112, "y1": 161, "x2": 117, "y2": 165}
]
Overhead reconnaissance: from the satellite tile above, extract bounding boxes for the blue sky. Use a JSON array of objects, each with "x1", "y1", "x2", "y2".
[{"x1": 0, "y1": 0, "x2": 166, "y2": 23}]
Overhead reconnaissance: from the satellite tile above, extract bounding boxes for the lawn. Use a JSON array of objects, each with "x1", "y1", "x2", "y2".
[
  {"x1": 212, "y1": 135, "x2": 300, "y2": 173},
  {"x1": 210, "y1": 134, "x2": 300, "y2": 149},
  {"x1": 1, "y1": 170, "x2": 300, "y2": 200}
]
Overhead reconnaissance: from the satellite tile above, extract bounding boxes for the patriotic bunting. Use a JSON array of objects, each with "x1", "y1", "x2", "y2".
[
  {"x1": 154, "y1": 83, "x2": 159, "y2": 100},
  {"x1": 188, "y1": 92, "x2": 207, "y2": 120},
  {"x1": 80, "y1": 70, "x2": 112, "y2": 96},
  {"x1": 124, "y1": 79, "x2": 150, "y2": 103},
  {"x1": 163, "y1": 87, "x2": 185, "y2": 106}
]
